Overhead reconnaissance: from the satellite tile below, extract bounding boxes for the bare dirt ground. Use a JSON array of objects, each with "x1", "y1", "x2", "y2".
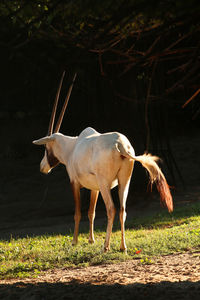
[{"x1": 0, "y1": 252, "x2": 200, "y2": 299}]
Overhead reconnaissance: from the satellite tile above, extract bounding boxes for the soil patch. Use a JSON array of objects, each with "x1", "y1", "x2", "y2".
[{"x1": 1, "y1": 252, "x2": 200, "y2": 299}]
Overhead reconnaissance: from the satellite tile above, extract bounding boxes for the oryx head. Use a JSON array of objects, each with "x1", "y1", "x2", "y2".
[{"x1": 33, "y1": 71, "x2": 77, "y2": 174}]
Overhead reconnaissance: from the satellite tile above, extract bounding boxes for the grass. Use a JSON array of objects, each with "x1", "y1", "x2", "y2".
[{"x1": 0, "y1": 202, "x2": 200, "y2": 279}]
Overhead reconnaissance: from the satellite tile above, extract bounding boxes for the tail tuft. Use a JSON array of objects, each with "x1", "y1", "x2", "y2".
[
  {"x1": 135, "y1": 153, "x2": 173, "y2": 213},
  {"x1": 155, "y1": 177, "x2": 173, "y2": 213}
]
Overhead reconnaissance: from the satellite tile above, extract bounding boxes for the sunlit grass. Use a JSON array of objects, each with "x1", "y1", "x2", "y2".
[{"x1": 0, "y1": 202, "x2": 200, "y2": 279}]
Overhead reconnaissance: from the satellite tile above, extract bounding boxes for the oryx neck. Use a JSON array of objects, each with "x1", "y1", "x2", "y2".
[{"x1": 52, "y1": 134, "x2": 78, "y2": 164}]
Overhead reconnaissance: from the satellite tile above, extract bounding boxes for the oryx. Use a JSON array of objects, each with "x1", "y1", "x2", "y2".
[{"x1": 33, "y1": 72, "x2": 173, "y2": 252}]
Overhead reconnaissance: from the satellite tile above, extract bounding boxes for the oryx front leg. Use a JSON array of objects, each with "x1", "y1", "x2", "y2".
[
  {"x1": 118, "y1": 160, "x2": 134, "y2": 252},
  {"x1": 99, "y1": 180, "x2": 116, "y2": 252},
  {"x1": 88, "y1": 190, "x2": 99, "y2": 244},
  {"x1": 71, "y1": 182, "x2": 81, "y2": 245}
]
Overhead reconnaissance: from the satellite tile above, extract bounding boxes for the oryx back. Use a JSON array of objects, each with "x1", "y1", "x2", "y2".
[{"x1": 70, "y1": 128, "x2": 134, "y2": 190}]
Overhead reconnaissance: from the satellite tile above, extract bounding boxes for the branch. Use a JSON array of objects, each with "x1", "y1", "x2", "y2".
[
  {"x1": 182, "y1": 88, "x2": 200, "y2": 108},
  {"x1": 165, "y1": 63, "x2": 199, "y2": 95},
  {"x1": 167, "y1": 61, "x2": 191, "y2": 75}
]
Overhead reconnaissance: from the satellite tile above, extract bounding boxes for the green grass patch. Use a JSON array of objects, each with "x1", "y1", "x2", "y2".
[{"x1": 0, "y1": 202, "x2": 200, "y2": 279}]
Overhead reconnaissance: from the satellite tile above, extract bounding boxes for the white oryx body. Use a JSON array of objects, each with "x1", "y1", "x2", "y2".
[
  {"x1": 33, "y1": 126, "x2": 173, "y2": 252},
  {"x1": 33, "y1": 72, "x2": 173, "y2": 252}
]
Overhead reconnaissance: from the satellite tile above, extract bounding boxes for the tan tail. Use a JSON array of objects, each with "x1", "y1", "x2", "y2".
[
  {"x1": 116, "y1": 143, "x2": 173, "y2": 212},
  {"x1": 135, "y1": 154, "x2": 173, "y2": 213}
]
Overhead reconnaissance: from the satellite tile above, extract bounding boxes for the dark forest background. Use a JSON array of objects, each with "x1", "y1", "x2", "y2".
[{"x1": 0, "y1": 0, "x2": 200, "y2": 234}]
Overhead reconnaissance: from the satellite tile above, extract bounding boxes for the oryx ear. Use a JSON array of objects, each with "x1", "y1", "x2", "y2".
[{"x1": 32, "y1": 136, "x2": 55, "y2": 145}]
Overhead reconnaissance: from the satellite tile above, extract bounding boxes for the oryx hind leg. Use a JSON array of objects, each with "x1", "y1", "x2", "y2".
[
  {"x1": 97, "y1": 178, "x2": 116, "y2": 252},
  {"x1": 88, "y1": 190, "x2": 99, "y2": 244},
  {"x1": 118, "y1": 159, "x2": 134, "y2": 252}
]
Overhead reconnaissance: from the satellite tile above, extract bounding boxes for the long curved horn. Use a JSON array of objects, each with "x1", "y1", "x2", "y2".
[
  {"x1": 54, "y1": 72, "x2": 77, "y2": 133},
  {"x1": 47, "y1": 71, "x2": 66, "y2": 135}
]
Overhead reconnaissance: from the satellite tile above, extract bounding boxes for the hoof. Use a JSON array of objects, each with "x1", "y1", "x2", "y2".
[
  {"x1": 120, "y1": 243, "x2": 127, "y2": 253},
  {"x1": 72, "y1": 240, "x2": 78, "y2": 246},
  {"x1": 88, "y1": 239, "x2": 95, "y2": 244},
  {"x1": 103, "y1": 246, "x2": 110, "y2": 253},
  {"x1": 120, "y1": 247, "x2": 127, "y2": 254}
]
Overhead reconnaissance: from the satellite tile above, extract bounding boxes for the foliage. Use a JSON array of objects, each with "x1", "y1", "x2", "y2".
[
  {"x1": 0, "y1": 202, "x2": 200, "y2": 279},
  {"x1": 1, "y1": 0, "x2": 199, "y2": 116}
]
